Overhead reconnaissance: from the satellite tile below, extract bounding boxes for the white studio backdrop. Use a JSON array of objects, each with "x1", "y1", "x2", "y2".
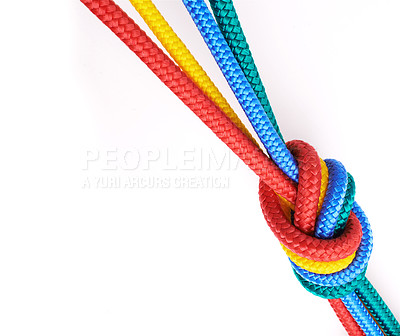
[{"x1": 0, "y1": 0, "x2": 399, "y2": 335}]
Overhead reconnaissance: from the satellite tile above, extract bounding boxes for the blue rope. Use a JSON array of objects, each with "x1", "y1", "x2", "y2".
[
  {"x1": 291, "y1": 201, "x2": 372, "y2": 287},
  {"x1": 182, "y1": 0, "x2": 299, "y2": 181},
  {"x1": 182, "y1": 1, "x2": 386, "y2": 333},
  {"x1": 315, "y1": 159, "x2": 348, "y2": 239},
  {"x1": 342, "y1": 291, "x2": 385, "y2": 336},
  {"x1": 311, "y1": 164, "x2": 381, "y2": 333}
]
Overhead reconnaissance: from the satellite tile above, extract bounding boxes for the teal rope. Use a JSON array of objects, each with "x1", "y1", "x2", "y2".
[
  {"x1": 209, "y1": 0, "x2": 399, "y2": 333},
  {"x1": 342, "y1": 292, "x2": 384, "y2": 336},
  {"x1": 293, "y1": 269, "x2": 366, "y2": 300},
  {"x1": 334, "y1": 173, "x2": 355, "y2": 236},
  {"x1": 182, "y1": 0, "x2": 299, "y2": 181},
  {"x1": 356, "y1": 277, "x2": 400, "y2": 336},
  {"x1": 208, "y1": 0, "x2": 284, "y2": 141}
]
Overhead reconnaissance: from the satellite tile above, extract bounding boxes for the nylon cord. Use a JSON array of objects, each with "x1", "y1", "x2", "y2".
[
  {"x1": 207, "y1": 1, "x2": 399, "y2": 334},
  {"x1": 80, "y1": 0, "x2": 399, "y2": 334},
  {"x1": 128, "y1": 0, "x2": 259, "y2": 146},
  {"x1": 80, "y1": 2, "x2": 365, "y2": 333},
  {"x1": 124, "y1": 4, "x2": 372, "y2": 331},
  {"x1": 208, "y1": 0, "x2": 284, "y2": 141},
  {"x1": 182, "y1": 0, "x2": 299, "y2": 181},
  {"x1": 80, "y1": 1, "x2": 363, "y2": 267}
]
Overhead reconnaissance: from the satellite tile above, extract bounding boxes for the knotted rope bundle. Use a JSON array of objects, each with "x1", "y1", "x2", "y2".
[
  {"x1": 80, "y1": 0, "x2": 400, "y2": 334},
  {"x1": 181, "y1": 0, "x2": 373, "y2": 306},
  {"x1": 258, "y1": 140, "x2": 371, "y2": 300}
]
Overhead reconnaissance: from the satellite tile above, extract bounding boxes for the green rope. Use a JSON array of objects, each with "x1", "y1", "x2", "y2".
[
  {"x1": 209, "y1": 0, "x2": 284, "y2": 141},
  {"x1": 356, "y1": 277, "x2": 400, "y2": 336},
  {"x1": 334, "y1": 173, "x2": 356, "y2": 236},
  {"x1": 210, "y1": 1, "x2": 400, "y2": 333},
  {"x1": 293, "y1": 268, "x2": 366, "y2": 300}
]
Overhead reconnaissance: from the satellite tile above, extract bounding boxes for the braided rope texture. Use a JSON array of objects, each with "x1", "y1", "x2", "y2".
[
  {"x1": 284, "y1": 245, "x2": 355, "y2": 274},
  {"x1": 182, "y1": 0, "x2": 299, "y2": 181},
  {"x1": 128, "y1": 0, "x2": 351, "y2": 247},
  {"x1": 180, "y1": 1, "x2": 368, "y2": 293},
  {"x1": 211, "y1": 0, "x2": 398, "y2": 330},
  {"x1": 356, "y1": 277, "x2": 400, "y2": 335},
  {"x1": 199, "y1": 4, "x2": 380, "y2": 314},
  {"x1": 258, "y1": 139, "x2": 378, "y2": 329},
  {"x1": 275, "y1": 142, "x2": 360, "y2": 275},
  {"x1": 342, "y1": 292, "x2": 385, "y2": 335},
  {"x1": 315, "y1": 159, "x2": 348, "y2": 239},
  {"x1": 81, "y1": 1, "x2": 399, "y2": 334},
  {"x1": 335, "y1": 174, "x2": 355, "y2": 236},
  {"x1": 181, "y1": 0, "x2": 366, "y2": 272},
  {"x1": 317, "y1": 159, "x2": 329, "y2": 214},
  {"x1": 259, "y1": 177, "x2": 362, "y2": 262},
  {"x1": 80, "y1": 0, "x2": 299, "y2": 204},
  {"x1": 285, "y1": 141, "x2": 321, "y2": 235},
  {"x1": 293, "y1": 268, "x2": 366, "y2": 300},
  {"x1": 329, "y1": 299, "x2": 366, "y2": 336},
  {"x1": 204, "y1": 0, "x2": 367, "y2": 277},
  {"x1": 282, "y1": 164, "x2": 370, "y2": 299},
  {"x1": 81, "y1": 1, "x2": 362, "y2": 272},
  {"x1": 208, "y1": 0, "x2": 284, "y2": 141},
  {"x1": 291, "y1": 202, "x2": 372, "y2": 287},
  {"x1": 129, "y1": 0, "x2": 258, "y2": 145}
]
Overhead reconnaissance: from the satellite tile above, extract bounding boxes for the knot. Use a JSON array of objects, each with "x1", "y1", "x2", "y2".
[{"x1": 259, "y1": 140, "x2": 372, "y2": 299}]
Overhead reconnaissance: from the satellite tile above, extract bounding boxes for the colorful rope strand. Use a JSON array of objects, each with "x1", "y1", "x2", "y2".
[
  {"x1": 127, "y1": 0, "x2": 346, "y2": 275},
  {"x1": 181, "y1": 0, "x2": 299, "y2": 181},
  {"x1": 291, "y1": 202, "x2": 371, "y2": 287},
  {"x1": 208, "y1": 0, "x2": 284, "y2": 142},
  {"x1": 330, "y1": 299, "x2": 366, "y2": 336},
  {"x1": 116, "y1": 1, "x2": 340, "y2": 278},
  {"x1": 79, "y1": 0, "x2": 298, "y2": 203},
  {"x1": 128, "y1": 0, "x2": 258, "y2": 146},
  {"x1": 128, "y1": 0, "x2": 363, "y2": 297},
  {"x1": 179, "y1": 1, "x2": 367, "y2": 289},
  {"x1": 207, "y1": 1, "x2": 399, "y2": 333},
  {"x1": 356, "y1": 277, "x2": 400, "y2": 335},
  {"x1": 180, "y1": 0, "x2": 364, "y2": 257},
  {"x1": 80, "y1": 0, "x2": 399, "y2": 334},
  {"x1": 80, "y1": 1, "x2": 365, "y2": 267},
  {"x1": 80, "y1": 1, "x2": 363, "y2": 332},
  {"x1": 342, "y1": 292, "x2": 385, "y2": 336}
]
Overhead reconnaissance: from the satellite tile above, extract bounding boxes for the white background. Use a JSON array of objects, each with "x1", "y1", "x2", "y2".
[{"x1": 1, "y1": 0, "x2": 400, "y2": 335}]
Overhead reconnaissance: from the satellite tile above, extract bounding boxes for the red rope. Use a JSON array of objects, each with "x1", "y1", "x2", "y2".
[
  {"x1": 286, "y1": 140, "x2": 321, "y2": 235},
  {"x1": 80, "y1": 0, "x2": 364, "y2": 333},
  {"x1": 329, "y1": 299, "x2": 366, "y2": 335},
  {"x1": 81, "y1": 0, "x2": 297, "y2": 202},
  {"x1": 259, "y1": 177, "x2": 362, "y2": 262}
]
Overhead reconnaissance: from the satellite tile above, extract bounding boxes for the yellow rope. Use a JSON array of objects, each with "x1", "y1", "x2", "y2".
[
  {"x1": 279, "y1": 160, "x2": 353, "y2": 274},
  {"x1": 282, "y1": 245, "x2": 355, "y2": 274},
  {"x1": 129, "y1": 0, "x2": 258, "y2": 146},
  {"x1": 318, "y1": 159, "x2": 329, "y2": 214},
  {"x1": 129, "y1": 0, "x2": 347, "y2": 274},
  {"x1": 279, "y1": 158, "x2": 328, "y2": 213}
]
